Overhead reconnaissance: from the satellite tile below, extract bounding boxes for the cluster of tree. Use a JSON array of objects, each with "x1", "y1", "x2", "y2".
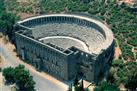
[
  {"x1": 94, "y1": 60, "x2": 137, "y2": 91},
  {"x1": 0, "y1": 0, "x2": 18, "y2": 40},
  {"x1": 40, "y1": 0, "x2": 89, "y2": 13},
  {"x1": 5, "y1": 0, "x2": 40, "y2": 15},
  {"x1": 94, "y1": 80, "x2": 119, "y2": 91},
  {"x1": 106, "y1": 60, "x2": 137, "y2": 90},
  {"x1": 3, "y1": 65, "x2": 35, "y2": 91}
]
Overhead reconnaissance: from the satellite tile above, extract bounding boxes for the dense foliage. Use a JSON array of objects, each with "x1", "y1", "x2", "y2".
[
  {"x1": 94, "y1": 80, "x2": 119, "y2": 91},
  {"x1": 93, "y1": 60, "x2": 137, "y2": 90},
  {"x1": 5, "y1": 0, "x2": 40, "y2": 14},
  {"x1": 106, "y1": 60, "x2": 137, "y2": 90},
  {"x1": 3, "y1": 67, "x2": 15, "y2": 83},
  {"x1": 0, "y1": 0, "x2": 18, "y2": 39},
  {"x1": 3, "y1": 65, "x2": 35, "y2": 91}
]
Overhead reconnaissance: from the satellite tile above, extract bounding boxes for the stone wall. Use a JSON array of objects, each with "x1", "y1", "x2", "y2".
[
  {"x1": 15, "y1": 31, "x2": 98, "y2": 81},
  {"x1": 15, "y1": 30, "x2": 114, "y2": 82},
  {"x1": 14, "y1": 14, "x2": 114, "y2": 82},
  {"x1": 15, "y1": 32, "x2": 73, "y2": 80},
  {"x1": 93, "y1": 40, "x2": 115, "y2": 83}
]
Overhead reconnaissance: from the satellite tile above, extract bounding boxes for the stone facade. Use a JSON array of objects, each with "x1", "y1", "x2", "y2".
[{"x1": 14, "y1": 14, "x2": 114, "y2": 82}]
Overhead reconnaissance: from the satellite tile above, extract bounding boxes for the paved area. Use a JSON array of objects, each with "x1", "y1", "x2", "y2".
[{"x1": 0, "y1": 39, "x2": 68, "y2": 91}]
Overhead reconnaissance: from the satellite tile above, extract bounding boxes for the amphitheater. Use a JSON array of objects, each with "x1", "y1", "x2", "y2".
[{"x1": 14, "y1": 14, "x2": 114, "y2": 82}]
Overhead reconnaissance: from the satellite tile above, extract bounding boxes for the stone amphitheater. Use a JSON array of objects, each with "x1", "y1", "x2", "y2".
[{"x1": 14, "y1": 14, "x2": 114, "y2": 82}]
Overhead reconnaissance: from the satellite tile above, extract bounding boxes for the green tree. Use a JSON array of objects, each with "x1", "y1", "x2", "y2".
[
  {"x1": 14, "y1": 65, "x2": 35, "y2": 91},
  {"x1": 0, "y1": 0, "x2": 18, "y2": 40},
  {"x1": 3, "y1": 65, "x2": 35, "y2": 91},
  {"x1": 94, "y1": 80, "x2": 119, "y2": 91},
  {"x1": 109, "y1": 61, "x2": 137, "y2": 90},
  {"x1": 124, "y1": 62, "x2": 137, "y2": 90},
  {"x1": 111, "y1": 59, "x2": 123, "y2": 67},
  {"x1": 2, "y1": 66, "x2": 15, "y2": 84},
  {"x1": 125, "y1": 72, "x2": 137, "y2": 91},
  {"x1": 0, "y1": 13, "x2": 18, "y2": 39}
]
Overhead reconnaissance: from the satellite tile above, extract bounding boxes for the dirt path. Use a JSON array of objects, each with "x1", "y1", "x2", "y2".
[
  {"x1": 117, "y1": 0, "x2": 134, "y2": 5},
  {"x1": 114, "y1": 38, "x2": 122, "y2": 59}
]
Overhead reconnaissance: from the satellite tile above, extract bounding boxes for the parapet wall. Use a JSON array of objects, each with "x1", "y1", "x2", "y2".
[
  {"x1": 14, "y1": 14, "x2": 114, "y2": 82},
  {"x1": 18, "y1": 15, "x2": 106, "y2": 38},
  {"x1": 16, "y1": 14, "x2": 114, "y2": 55}
]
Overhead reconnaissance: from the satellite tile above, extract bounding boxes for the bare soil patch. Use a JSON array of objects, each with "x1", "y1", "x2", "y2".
[
  {"x1": 17, "y1": 13, "x2": 33, "y2": 19},
  {"x1": 114, "y1": 46, "x2": 121, "y2": 59}
]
